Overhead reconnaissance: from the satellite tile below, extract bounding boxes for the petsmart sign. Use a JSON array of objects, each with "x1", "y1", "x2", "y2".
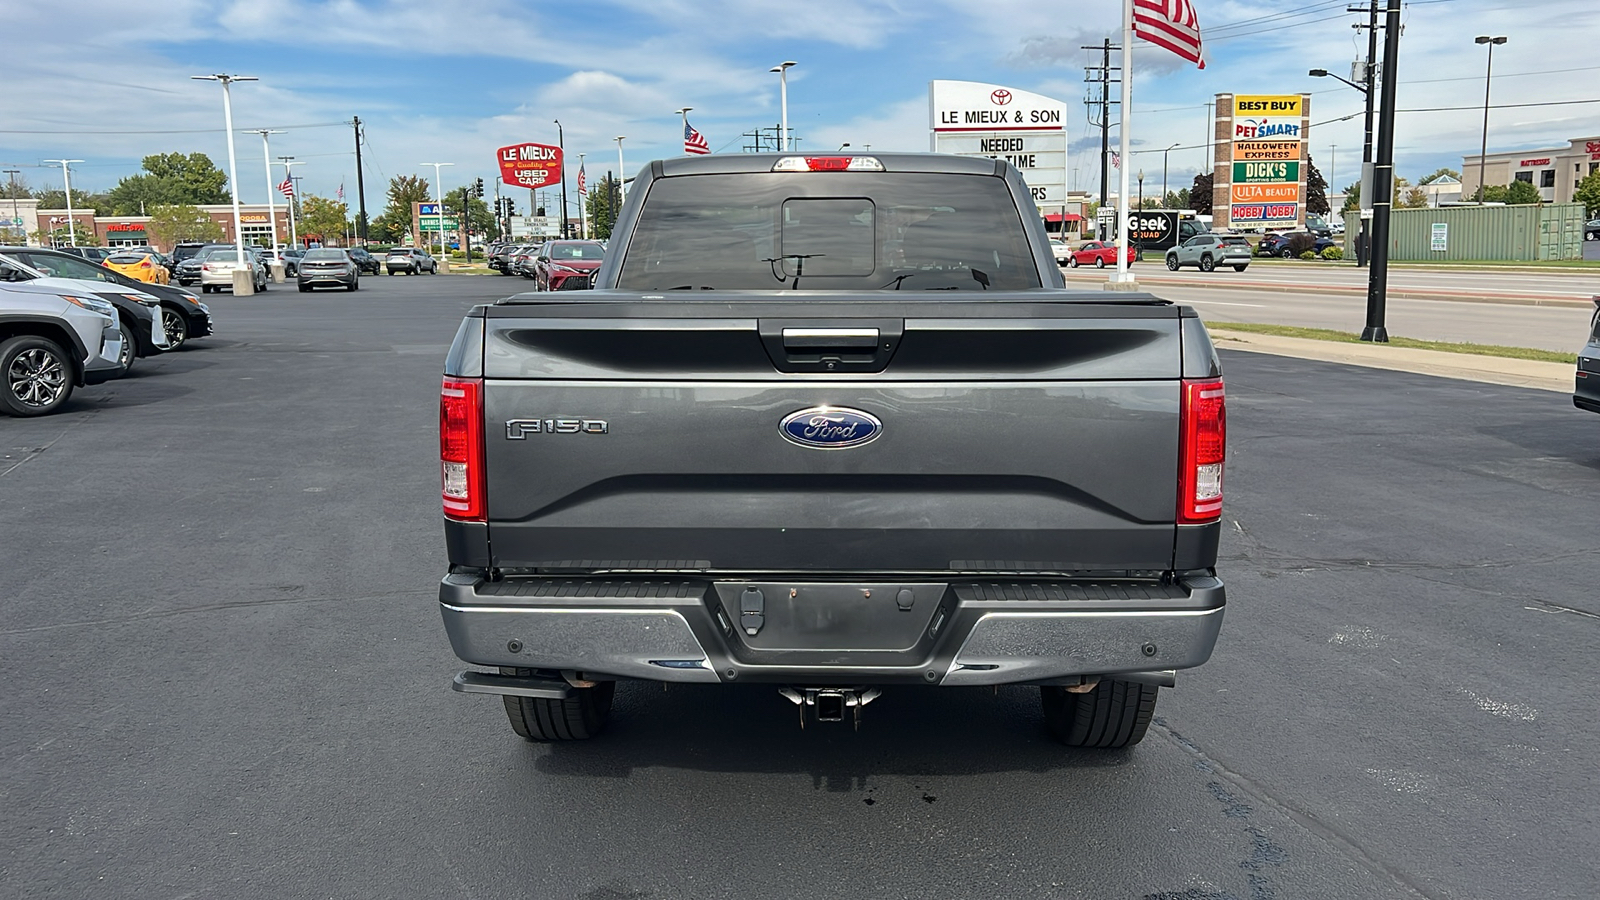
[{"x1": 1225, "y1": 93, "x2": 1307, "y2": 227}]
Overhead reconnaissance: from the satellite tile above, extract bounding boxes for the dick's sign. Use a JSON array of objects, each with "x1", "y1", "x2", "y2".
[{"x1": 497, "y1": 143, "x2": 563, "y2": 189}]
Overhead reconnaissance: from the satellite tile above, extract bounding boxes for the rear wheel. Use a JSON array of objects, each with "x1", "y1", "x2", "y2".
[
  {"x1": 1041, "y1": 679, "x2": 1159, "y2": 748},
  {"x1": 1094, "y1": 257, "x2": 1105, "y2": 269},
  {"x1": 117, "y1": 318, "x2": 139, "y2": 371},
  {"x1": 1199, "y1": 255, "x2": 1215, "y2": 272},
  {"x1": 346, "y1": 277, "x2": 359, "y2": 292},
  {"x1": 1, "y1": 335, "x2": 74, "y2": 417},
  {"x1": 499, "y1": 668, "x2": 615, "y2": 741}
]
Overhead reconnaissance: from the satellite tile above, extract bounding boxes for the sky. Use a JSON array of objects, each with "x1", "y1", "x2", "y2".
[{"x1": 3, "y1": 0, "x2": 1597, "y2": 216}]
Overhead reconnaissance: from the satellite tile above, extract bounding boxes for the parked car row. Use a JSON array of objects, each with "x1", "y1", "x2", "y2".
[
  {"x1": 486, "y1": 240, "x2": 605, "y2": 290},
  {"x1": 0, "y1": 245, "x2": 218, "y2": 415}
]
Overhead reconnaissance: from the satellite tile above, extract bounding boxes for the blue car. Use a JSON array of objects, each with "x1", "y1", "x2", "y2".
[{"x1": 1257, "y1": 231, "x2": 1336, "y2": 258}]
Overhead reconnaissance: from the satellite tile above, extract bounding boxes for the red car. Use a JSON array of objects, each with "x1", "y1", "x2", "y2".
[
  {"x1": 533, "y1": 240, "x2": 607, "y2": 291},
  {"x1": 1066, "y1": 240, "x2": 1137, "y2": 269}
]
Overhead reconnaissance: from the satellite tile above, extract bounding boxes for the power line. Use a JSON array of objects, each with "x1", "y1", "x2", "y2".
[{"x1": 0, "y1": 121, "x2": 349, "y2": 135}]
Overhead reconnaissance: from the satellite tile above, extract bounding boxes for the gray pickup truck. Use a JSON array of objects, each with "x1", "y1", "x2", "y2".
[{"x1": 438, "y1": 153, "x2": 1226, "y2": 748}]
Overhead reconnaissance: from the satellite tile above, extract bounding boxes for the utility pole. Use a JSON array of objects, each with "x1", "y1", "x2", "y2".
[
  {"x1": 44, "y1": 159, "x2": 84, "y2": 247},
  {"x1": 554, "y1": 119, "x2": 568, "y2": 239},
  {"x1": 1082, "y1": 38, "x2": 1121, "y2": 207},
  {"x1": 1362, "y1": 0, "x2": 1402, "y2": 343},
  {"x1": 352, "y1": 116, "x2": 369, "y2": 244},
  {"x1": 1352, "y1": 0, "x2": 1379, "y2": 267}
]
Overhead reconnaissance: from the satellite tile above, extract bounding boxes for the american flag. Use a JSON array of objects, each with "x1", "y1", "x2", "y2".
[
  {"x1": 337, "y1": 182, "x2": 345, "y2": 201},
  {"x1": 1132, "y1": 0, "x2": 1206, "y2": 69},
  {"x1": 684, "y1": 120, "x2": 710, "y2": 155},
  {"x1": 577, "y1": 163, "x2": 587, "y2": 195},
  {"x1": 277, "y1": 176, "x2": 295, "y2": 199}
]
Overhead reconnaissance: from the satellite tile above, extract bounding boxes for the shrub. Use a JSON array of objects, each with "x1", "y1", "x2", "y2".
[
  {"x1": 1287, "y1": 233, "x2": 1318, "y2": 256},
  {"x1": 1299, "y1": 250, "x2": 1318, "y2": 260},
  {"x1": 1321, "y1": 246, "x2": 1344, "y2": 260}
]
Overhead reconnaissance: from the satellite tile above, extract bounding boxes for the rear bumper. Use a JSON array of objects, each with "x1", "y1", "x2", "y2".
[{"x1": 439, "y1": 573, "x2": 1224, "y2": 687}]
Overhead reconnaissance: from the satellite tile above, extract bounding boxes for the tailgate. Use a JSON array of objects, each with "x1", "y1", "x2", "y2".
[{"x1": 476, "y1": 296, "x2": 1195, "y2": 575}]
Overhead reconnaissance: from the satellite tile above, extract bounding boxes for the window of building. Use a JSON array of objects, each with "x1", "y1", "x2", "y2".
[
  {"x1": 1513, "y1": 171, "x2": 1534, "y2": 183},
  {"x1": 1541, "y1": 169, "x2": 1556, "y2": 188},
  {"x1": 1591, "y1": 162, "x2": 1599, "y2": 176}
]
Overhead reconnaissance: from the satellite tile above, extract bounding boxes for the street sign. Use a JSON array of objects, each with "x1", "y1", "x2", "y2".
[{"x1": 497, "y1": 143, "x2": 563, "y2": 189}]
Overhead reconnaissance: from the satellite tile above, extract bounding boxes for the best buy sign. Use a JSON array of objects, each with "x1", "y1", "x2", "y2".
[{"x1": 1233, "y1": 161, "x2": 1299, "y2": 184}]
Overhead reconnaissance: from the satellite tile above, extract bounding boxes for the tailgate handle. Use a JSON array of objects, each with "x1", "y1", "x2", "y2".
[{"x1": 781, "y1": 327, "x2": 880, "y2": 349}]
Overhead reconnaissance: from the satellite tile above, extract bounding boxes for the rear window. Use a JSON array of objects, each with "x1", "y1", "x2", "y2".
[
  {"x1": 107, "y1": 253, "x2": 150, "y2": 264},
  {"x1": 547, "y1": 242, "x2": 604, "y2": 260},
  {"x1": 304, "y1": 249, "x2": 346, "y2": 261},
  {"x1": 616, "y1": 172, "x2": 1040, "y2": 292},
  {"x1": 1219, "y1": 237, "x2": 1250, "y2": 247}
]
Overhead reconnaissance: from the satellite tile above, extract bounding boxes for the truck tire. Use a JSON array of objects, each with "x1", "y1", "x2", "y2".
[
  {"x1": 499, "y1": 667, "x2": 615, "y2": 741},
  {"x1": 1040, "y1": 679, "x2": 1158, "y2": 748}
]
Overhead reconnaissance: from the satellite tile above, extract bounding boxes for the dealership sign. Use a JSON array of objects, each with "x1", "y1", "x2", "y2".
[
  {"x1": 497, "y1": 142, "x2": 563, "y2": 189},
  {"x1": 930, "y1": 80, "x2": 1070, "y2": 205}
]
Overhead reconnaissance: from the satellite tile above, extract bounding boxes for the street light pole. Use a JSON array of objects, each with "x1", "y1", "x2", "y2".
[
  {"x1": 770, "y1": 61, "x2": 797, "y2": 150},
  {"x1": 43, "y1": 159, "x2": 83, "y2": 246},
  {"x1": 554, "y1": 119, "x2": 568, "y2": 239},
  {"x1": 191, "y1": 74, "x2": 257, "y2": 265},
  {"x1": 615, "y1": 137, "x2": 626, "y2": 201},
  {"x1": 1137, "y1": 169, "x2": 1144, "y2": 211},
  {"x1": 1475, "y1": 35, "x2": 1508, "y2": 203},
  {"x1": 1310, "y1": 50, "x2": 1376, "y2": 265},
  {"x1": 420, "y1": 162, "x2": 454, "y2": 262},
  {"x1": 1362, "y1": 0, "x2": 1403, "y2": 343},
  {"x1": 278, "y1": 158, "x2": 304, "y2": 248},
  {"x1": 3, "y1": 169, "x2": 19, "y2": 242},
  {"x1": 250, "y1": 130, "x2": 284, "y2": 261},
  {"x1": 1161, "y1": 142, "x2": 1179, "y2": 206}
]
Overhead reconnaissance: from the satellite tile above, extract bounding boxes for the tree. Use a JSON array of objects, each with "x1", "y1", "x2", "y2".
[
  {"x1": 145, "y1": 203, "x2": 224, "y2": 246},
  {"x1": 106, "y1": 152, "x2": 231, "y2": 215},
  {"x1": 585, "y1": 175, "x2": 622, "y2": 239},
  {"x1": 1189, "y1": 172, "x2": 1213, "y2": 215},
  {"x1": 31, "y1": 221, "x2": 94, "y2": 246},
  {"x1": 1419, "y1": 167, "x2": 1460, "y2": 186},
  {"x1": 1400, "y1": 187, "x2": 1429, "y2": 209},
  {"x1": 1341, "y1": 181, "x2": 1360, "y2": 213},
  {"x1": 386, "y1": 174, "x2": 430, "y2": 212},
  {"x1": 1305, "y1": 157, "x2": 1330, "y2": 216},
  {"x1": 443, "y1": 187, "x2": 496, "y2": 237},
  {"x1": 1162, "y1": 188, "x2": 1191, "y2": 211},
  {"x1": 367, "y1": 212, "x2": 405, "y2": 244},
  {"x1": 1504, "y1": 179, "x2": 1542, "y2": 205},
  {"x1": 33, "y1": 188, "x2": 111, "y2": 216},
  {"x1": 299, "y1": 194, "x2": 350, "y2": 243},
  {"x1": 2, "y1": 172, "x2": 31, "y2": 200},
  {"x1": 1575, "y1": 172, "x2": 1600, "y2": 217}
]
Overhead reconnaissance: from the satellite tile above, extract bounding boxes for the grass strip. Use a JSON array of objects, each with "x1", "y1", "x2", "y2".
[{"x1": 1207, "y1": 321, "x2": 1578, "y2": 364}]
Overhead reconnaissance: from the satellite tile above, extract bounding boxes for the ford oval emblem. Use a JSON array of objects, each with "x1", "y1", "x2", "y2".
[{"x1": 779, "y1": 406, "x2": 882, "y2": 450}]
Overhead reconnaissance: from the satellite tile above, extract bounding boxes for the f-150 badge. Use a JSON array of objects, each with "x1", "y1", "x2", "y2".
[
  {"x1": 779, "y1": 407, "x2": 882, "y2": 450},
  {"x1": 505, "y1": 418, "x2": 608, "y2": 439}
]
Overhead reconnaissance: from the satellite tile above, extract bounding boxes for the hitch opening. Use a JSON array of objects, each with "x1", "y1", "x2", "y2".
[{"x1": 778, "y1": 687, "x2": 883, "y2": 730}]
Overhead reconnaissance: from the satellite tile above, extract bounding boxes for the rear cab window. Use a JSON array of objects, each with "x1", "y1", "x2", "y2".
[{"x1": 615, "y1": 172, "x2": 1040, "y2": 292}]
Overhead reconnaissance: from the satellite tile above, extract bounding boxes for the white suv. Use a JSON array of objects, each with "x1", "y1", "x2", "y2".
[{"x1": 0, "y1": 281, "x2": 126, "y2": 416}]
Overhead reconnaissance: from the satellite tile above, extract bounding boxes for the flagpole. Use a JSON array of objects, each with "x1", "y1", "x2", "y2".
[
  {"x1": 1115, "y1": 0, "x2": 1134, "y2": 284},
  {"x1": 577, "y1": 153, "x2": 587, "y2": 240}
]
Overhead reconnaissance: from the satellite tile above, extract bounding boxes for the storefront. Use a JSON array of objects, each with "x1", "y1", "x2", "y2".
[
  {"x1": 1461, "y1": 135, "x2": 1600, "y2": 204},
  {"x1": 103, "y1": 221, "x2": 150, "y2": 247}
]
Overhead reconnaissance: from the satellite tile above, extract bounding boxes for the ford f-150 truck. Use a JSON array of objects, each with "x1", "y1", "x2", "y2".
[{"x1": 438, "y1": 153, "x2": 1226, "y2": 748}]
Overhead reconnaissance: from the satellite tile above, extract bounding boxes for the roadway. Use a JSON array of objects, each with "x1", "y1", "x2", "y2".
[
  {"x1": 3, "y1": 274, "x2": 1597, "y2": 899},
  {"x1": 1063, "y1": 263, "x2": 1597, "y2": 352}
]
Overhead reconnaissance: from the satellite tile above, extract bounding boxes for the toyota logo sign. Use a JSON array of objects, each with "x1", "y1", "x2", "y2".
[{"x1": 990, "y1": 89, "x2": 1013, "y2": 105}]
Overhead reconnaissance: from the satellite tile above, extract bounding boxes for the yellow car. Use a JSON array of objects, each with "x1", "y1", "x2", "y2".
[{"x1": 104, "y1": 250, "x2": 171, "y2": 285}]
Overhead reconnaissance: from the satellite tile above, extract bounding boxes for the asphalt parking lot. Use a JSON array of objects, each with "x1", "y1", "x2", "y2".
[{"x1": 3, "y1": 274, "x2": 1597, "y2": 900}]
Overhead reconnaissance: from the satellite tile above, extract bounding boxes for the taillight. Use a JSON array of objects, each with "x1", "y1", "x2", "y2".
[
  {"x1": 440, "y1": 376, "x2": 485, "y2": 521},
  {"x1": 1178, "y1": 378, "x2": 1225, "y2": 524},
  {"x1": 139, "y1": 260, "x2": 151, "y2": 268}
]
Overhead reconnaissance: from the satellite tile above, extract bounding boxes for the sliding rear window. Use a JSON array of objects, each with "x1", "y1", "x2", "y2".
[{"x1": 616, "y1": 172, "x2": 1039, "y2": 292}]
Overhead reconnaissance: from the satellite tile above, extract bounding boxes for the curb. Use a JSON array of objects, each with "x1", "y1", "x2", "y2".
[
  {"x1": 1208, "y1": 328, "x2": 1574, "y2": 394},
  {"x1": 1134, "y1": 277, "x2": 1595, "y2": 309}
]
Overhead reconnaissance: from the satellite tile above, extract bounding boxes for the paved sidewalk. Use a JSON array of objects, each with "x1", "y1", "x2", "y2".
[
  {"x1": 1208, "y1": 328, "x2": 1574, "y2": 393},
  {"x1": 1147, "y1": 275, "x2": 1595, "y2": 307}
]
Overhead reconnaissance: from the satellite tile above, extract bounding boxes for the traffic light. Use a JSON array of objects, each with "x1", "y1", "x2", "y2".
[{"x1": 474, "y1": 178, "x2": 485, "y2": 198}]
